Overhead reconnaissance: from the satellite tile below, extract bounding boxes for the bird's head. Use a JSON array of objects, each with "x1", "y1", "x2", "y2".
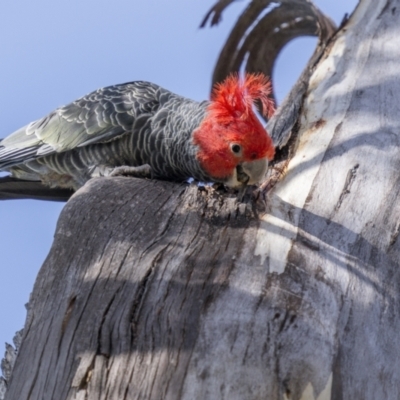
[{"x1": 193, "y1": 73, "x2": 275, "y2": 187}]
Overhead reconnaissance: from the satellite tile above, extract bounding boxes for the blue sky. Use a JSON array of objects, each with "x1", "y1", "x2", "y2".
[{"x1": 0, "y1": 0, "x2": 357, "y2": 351}]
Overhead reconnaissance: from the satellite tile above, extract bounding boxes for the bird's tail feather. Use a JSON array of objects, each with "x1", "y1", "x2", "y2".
[{"x1": 0, "y1": 176, "x2": 73, "y2": 201}]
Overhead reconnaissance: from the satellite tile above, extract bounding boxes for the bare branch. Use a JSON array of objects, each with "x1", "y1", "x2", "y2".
[
  {"x1": 199, "y1": 0, "x2": 237, "y2": 27},
  {"x1": 0, "y1": 177, "x2": 72, "y2": 201}
]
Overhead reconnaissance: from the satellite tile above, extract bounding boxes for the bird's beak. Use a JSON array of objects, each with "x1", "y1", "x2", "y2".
[{"x1": 238, "y1": 158, "x2": 268, "y2": 185}]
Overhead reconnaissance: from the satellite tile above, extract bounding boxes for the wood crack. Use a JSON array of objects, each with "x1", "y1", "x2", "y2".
[
  {"x1": 130, "y1": 260, "x2": 159, "y2": 346},
  {"x1": 336, "y1": 164, "x2": 359, "y2": 210},
  {"x1": 58, "y1": 296, "x2": 77, "y2": 356},
  {"x1": 388, "y1": 223, "x2": 400, "y2": 248}
]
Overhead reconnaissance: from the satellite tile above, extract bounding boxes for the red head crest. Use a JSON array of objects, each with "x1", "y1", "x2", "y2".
[
  {"x1": 209, "y1": 72, "x2": 275, "y2": 123},
  {"x1": 193, "y1": 73, "x2": 275, "y2": 183}
]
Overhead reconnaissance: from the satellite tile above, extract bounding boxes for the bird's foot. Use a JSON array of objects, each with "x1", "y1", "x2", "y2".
[{"x1": 109, "y1": 164, "x2": 152, "y2": 179}]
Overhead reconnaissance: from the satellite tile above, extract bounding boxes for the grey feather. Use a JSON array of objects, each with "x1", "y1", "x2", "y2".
[{"x1": 0, "y1": 81, "x2": 210, "y2": 189}]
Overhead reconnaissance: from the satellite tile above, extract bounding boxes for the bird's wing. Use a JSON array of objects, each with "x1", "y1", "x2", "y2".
[{"x1": 0, "y1": 81, "x2": 169, "y2": 169}]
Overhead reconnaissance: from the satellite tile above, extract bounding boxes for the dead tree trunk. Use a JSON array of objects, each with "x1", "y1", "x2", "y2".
[{"x1": 4, "y1": 0, "x2": 400, "y2": 398}]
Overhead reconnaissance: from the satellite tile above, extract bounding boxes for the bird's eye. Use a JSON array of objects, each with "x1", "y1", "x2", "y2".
[{"x1": 231, "y1": 144, "x2": 242, "y2": 154}]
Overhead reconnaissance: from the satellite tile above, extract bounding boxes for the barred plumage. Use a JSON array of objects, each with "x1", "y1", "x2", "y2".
[{"x1": 0, "y1": 74, "x2": 275, "y2": 194}]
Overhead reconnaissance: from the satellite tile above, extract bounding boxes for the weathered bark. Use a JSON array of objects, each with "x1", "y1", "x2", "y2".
[{"x1": 5, "y1": 0, "x2": 400, "y2": 399}]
